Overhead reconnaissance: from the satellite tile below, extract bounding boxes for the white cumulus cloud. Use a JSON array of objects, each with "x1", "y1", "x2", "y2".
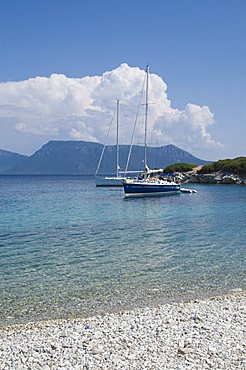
[{"x1": 0, "y1": 63, "x2": 220, "y2": 155}]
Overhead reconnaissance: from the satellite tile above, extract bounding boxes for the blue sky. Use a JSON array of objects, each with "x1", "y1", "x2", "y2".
[{"x1": 0, "y1": 0, "x2": 245, "y2": 160}]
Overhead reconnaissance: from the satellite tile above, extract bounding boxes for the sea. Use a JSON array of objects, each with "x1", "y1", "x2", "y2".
[{"x1": 0, "y1": 175, "x2": 245, "y2": 327}]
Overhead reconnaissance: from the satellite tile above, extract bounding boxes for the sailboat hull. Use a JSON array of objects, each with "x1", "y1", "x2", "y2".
[{"x1": 123, "y1": 182, "x2": 180, "y2": 197}]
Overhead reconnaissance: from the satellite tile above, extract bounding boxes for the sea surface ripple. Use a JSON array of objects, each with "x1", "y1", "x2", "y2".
[{"x1": 0, "y1": 175, "x2": 245, "y2": 326}]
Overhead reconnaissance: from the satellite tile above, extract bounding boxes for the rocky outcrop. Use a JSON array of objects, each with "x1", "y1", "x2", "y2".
[{"x1": 179, "y1": 172, "x2": 246, "y2": 185}]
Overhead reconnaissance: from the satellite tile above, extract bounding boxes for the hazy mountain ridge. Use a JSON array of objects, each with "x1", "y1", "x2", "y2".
[
  {"x1": 1, "y1": 141, "x2": 210, "y2": 175},
  {"x1": 0, "y1": 149, "x2": 28, "y2": 172}
]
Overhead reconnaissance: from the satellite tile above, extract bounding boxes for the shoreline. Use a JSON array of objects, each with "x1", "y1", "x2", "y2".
[
  {"x1": 1, "y1": 285, "x2": 244, "y2": 329},
  {"x1": 1, "y1": 290, "x2": 245, "y2": 369}
]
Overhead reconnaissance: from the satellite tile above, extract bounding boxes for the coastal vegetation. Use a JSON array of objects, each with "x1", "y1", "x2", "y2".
[
  {"x1": 197, "y1": 157, "x2": 246, "y2": 176},
  {"x1": 162, "y1": 158, "x2": 246, "y2": 185},
  {"x1": 163, "y1": 163, "x2": 197, "y2": 173}
]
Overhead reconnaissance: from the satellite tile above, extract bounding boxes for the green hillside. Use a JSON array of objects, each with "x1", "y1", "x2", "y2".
[
  {"x1": 198, "y1": 157, "x2": 246, "y2": 176},
  {"x1": 163, "y1": 163, "x2": 197, "y2": 173}
]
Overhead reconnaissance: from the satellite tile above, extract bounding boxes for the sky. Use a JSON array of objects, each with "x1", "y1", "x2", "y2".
[{"x1": 0, "y1": 0, "x2": 245, "y2": 161}]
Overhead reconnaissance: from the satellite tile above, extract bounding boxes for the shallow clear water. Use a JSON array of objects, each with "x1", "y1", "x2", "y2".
[{"x1": 0, "y1": 175, "x2": 245, "y2": 326}]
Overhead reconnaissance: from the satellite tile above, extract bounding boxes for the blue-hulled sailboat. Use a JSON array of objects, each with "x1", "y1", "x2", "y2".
[{"x1": 123, "y1": 66, "x2": 181, "y2": 198}]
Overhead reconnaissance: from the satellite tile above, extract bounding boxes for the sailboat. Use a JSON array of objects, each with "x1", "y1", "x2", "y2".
[
  {"x1": 123, "y1": 66, "x2": 181, "y2": 197},
  {"x1": 95, "y1": 100, "x2": 125, "y2": 186}
]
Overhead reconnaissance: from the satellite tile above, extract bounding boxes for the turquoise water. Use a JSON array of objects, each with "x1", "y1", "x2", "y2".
[{"x1": 0, "y1": 175, "x2": 245, "y2": 326}]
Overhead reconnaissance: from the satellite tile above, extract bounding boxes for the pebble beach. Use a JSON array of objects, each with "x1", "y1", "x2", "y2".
[{"x1": 0, "y1": 290, "x2": 245, "y2": 370}]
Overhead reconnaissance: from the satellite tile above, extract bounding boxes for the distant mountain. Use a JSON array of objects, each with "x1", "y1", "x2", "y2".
[
  {"x1": 0, "y1": 149, "x2": 28, "y2": 173},
  {"x1": 3, "y1": 140, "x2": 210, "y2": 175}
]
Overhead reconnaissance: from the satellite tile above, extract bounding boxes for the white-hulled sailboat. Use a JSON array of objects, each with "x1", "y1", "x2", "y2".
[
  {"x1": 123, "y1": 66, "x2": 181, "y2": 197},
  {"x1": 95, "y1": 100, "x2": 125, "y2": 186}
]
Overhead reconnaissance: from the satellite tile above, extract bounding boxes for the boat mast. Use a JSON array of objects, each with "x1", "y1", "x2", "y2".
[
  {"x1": 144, "y1": 65, "x2": 149, "y2": 176},
  {"x1": 116, "y1": 99, "x2": 119, "y2": 178}
]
